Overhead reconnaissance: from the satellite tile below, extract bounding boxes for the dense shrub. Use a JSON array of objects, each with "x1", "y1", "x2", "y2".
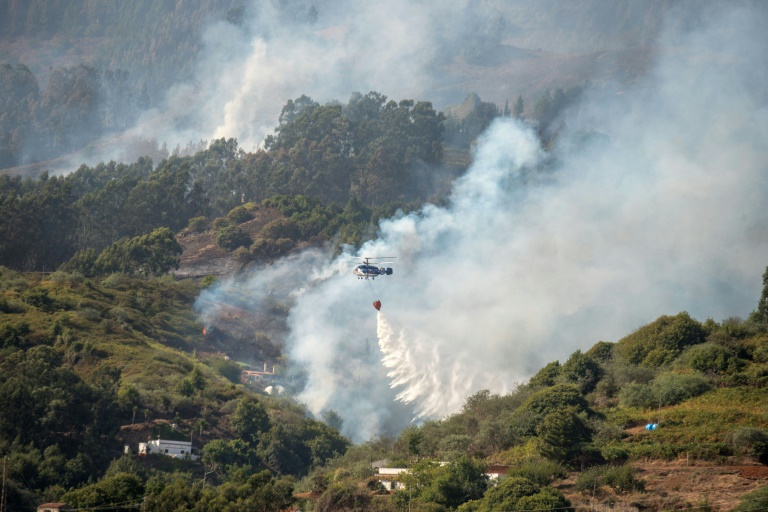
[
  {"x1": 211, "y1": 217, "x2": 230, "y2": 230},
  {"x1": 733, "y1": 484, "x2": 768, "y2": 512},
  {"x1": 575, "y1": 465, "x2": 644, "y2": 494},
  {"x1": 618, "y1": 382, "x2": 654, "y2": 408},
  {"x1": 602, "y1": 464, "x2": 644, "y2": 493},
  {"x1": 505, "y1": 460, "x2": 566, "y2": 486},
  {"x1": 678, "y1": 343, "x2": 742, "y2": 374},
  {"x1": 587, "y1": 341, "x2": 614, "y2": 363},
  {"x1": 216, "y1": 226, "x2": 252, "y2": 250},
  {"x1": 186, "y1": 216, "x2": 208, "y2": 232},
  {"x1": 528, "y1": 361, "x2": 561, "y2": 388},
  {"x1": 474, "y1": 477, "x2": 572, "y2": 512},
  {"x1": 620, "y1": 372, "x2": 711, "y2": 408},
  {"x1": 560, "y1": 350, "x2": 603, "y2": 393},
  {"x1": 205, "y1": 357, "x2": 243, "y2": 384},
  {"x1": 227, "y1": 206, "x2": 253, "y2": 224},
  {"x1": 615, "y1": 312, "x2": 706, "y2": 367},
  {"x1": 261, "y1": 217, "x2": 300, "y2": 241},
  {"x1": 601, "y1": 445, "x2": 629, "y2": 465},
  {"x1": 729, "y1": 427, "x2": 768, "y2": 463},
  {"x1": 651, "y1": 372, "x2": 712, "y2": 406},
  {"x1": 511, "y1": 384, "x2": 589, "y2": 436},
  {"x1": 574, "y1": 466, "x2": 604, "y2": 494}
]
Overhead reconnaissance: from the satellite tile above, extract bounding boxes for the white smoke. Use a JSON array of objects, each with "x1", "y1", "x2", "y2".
[
  {"x1": 195, "y1": 2, "x2": 768, "y2": 441},
  {"x1": 129, "y1": 0, "x2": 486, "y2": 150}
]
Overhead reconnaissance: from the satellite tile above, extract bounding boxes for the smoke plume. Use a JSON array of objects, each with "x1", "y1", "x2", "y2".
[{"x1": 195, "y1": 2, "x2": 768, "y2": 441}]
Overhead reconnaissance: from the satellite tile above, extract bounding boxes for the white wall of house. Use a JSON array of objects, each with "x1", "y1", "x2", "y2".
[{"x1": 139, "y1": 439, "x2": 199, "y2": 460}]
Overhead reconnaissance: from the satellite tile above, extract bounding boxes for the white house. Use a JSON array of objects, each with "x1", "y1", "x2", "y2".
[
  {"x1": 373, "y1": 464, "x2": 510, "y2": 492},
  {"x1": 374, "y1": 467, "x2": 408, "y2": 491},
  {"x1": 138, "y1": 439, "x2": 199, "y2": 460}
]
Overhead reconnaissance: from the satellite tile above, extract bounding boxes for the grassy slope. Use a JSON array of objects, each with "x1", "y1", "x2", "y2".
[{"x1": 0, "y1": 268, "x2": 291, "y2": 448}]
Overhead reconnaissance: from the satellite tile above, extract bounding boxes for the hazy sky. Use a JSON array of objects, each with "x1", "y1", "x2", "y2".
[{"x1": 196, "y1": 1, "x2": 768, "y2": 441}]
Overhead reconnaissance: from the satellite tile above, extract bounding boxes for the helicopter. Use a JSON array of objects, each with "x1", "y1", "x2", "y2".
[{"x1": 352, "y1": 257, "x2": 394, "y2": 280}]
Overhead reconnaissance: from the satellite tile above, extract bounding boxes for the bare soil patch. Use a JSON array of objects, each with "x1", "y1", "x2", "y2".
[
  {"x1": 560, "y1": 461, "x2": 767, "y2": 512},
  {"x1": 175, "y1": 208, "x2": 284, "y2": 278}
]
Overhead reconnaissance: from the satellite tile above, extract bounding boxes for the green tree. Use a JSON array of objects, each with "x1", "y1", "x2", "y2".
[
  {"x1": 472, "y1": 476, "x2": 572, "y2": 512},
  {"x1": 61, "y1": 472, "x2": 144, "y2": 509},
  {"x1": 93, "y1": 227, "x2": 182, "y2": 276},
  {"x1": 227, "y1": 205, "x2": 253, "y2": 224},
  {"x1": 231, "y1": 399, "x2": 271, "y2": 445},
  {"x1": 756, "y1": 265, "x2": 768, "y2": 325},
  {"x1": 559, "y1": 350, "x2": 603, "y2": 393},
  {"x1": 535, "y1": 409, "x2": 592, "y2": 463},
  {"x1": 316, "y1": 481, "x2": 371, "y2": 512},
  {"x1": 615, "y1": 312, "x2": 706, "y2": 367},
  {"x1": 528, "y1": 361, "x2": 561, "y2": 388},
  {"x1": 510, "y1": 384, "x2": 590, "y2": 437},
  {"x1": 431, "y1": 456, "x2": 489, "y2": 508}
]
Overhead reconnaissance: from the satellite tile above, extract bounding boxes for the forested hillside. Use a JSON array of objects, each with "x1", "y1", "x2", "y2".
[
  {"x1": 3, "y1": 2, "x2": 766, "y2": 511},
  {"x1": 0, "y1": 0, "x2": 669, "y2": 171},
  {"x1": 299, "y1": 282, "x2": 768, "y2": 512},
  {"x1": 0, "y1": 268, "x2": 348, "y2": 511},
  {"x1": 0, "y1": 0, "x2": 254, "y2": 168},
  {"x1": 0, "y1": 0, "x2": 254, "y2": 92},
  {"x1": 3, "y1": 262, "x2": 768, "y2": 510},
  {"x1": 0, "y1": 92, "x2": 454, "y2": 272}
]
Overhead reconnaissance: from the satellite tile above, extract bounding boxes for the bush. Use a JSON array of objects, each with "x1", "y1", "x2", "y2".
[
  {"x1": 753, "y1": 339, "x2": 768, "y2": 363},
  {"x1": 602, "y1": 464, "x2": 644, "y2": 493},
  {"x1": 206, "y1": 357, "x2": 243, "y2": 384},
  {"x1": 729, "y1": 428, "x2": 768, "y2": 463},
  {"x1": 22, "y1": 288, "x2": 54, "y2": 311},
  {"x1": 200, "y1": 275, "x2": 217, "y2": 288},
  {"x1": 601, "y1": 445, "x2": 629, "y2": 465},
  {"x1": 0, "y1": 296, "x2": 26, "y2": 314},
  {"x1": 733, "y1": 484, "x2": 768, "y2": 512},
  {"x1": 560, "y1": 350, "x2": 602, "y2": 393},
  {"x1": 506, "y1": 460, "x2": 565, "y2": 486},
  {"x1": 187, "y1": 216, "x2": 208, "y2": 232},
  {"x1": 528, "y1": 361, "x2": 561, "y2": 388},
  {"x1": 651, "y1": 372, "x2": 712, "y2": 406},
  {"x1": 679, "y1": 343, "x2": 742, "y2": 374},
  {"x1": 615, "y1": 312, "x2": 705, "y2": 367},
  {"x1": 618, "y1": 382, "x2": 654, "y2": 408},
  {"x1": 227, "y1": 206, "x2": 253, "y2": 224},
  {"x1": 587, "y1": 341, "x2": 614, "y2": 363},
  {"x1": 575, "y1": 465, "x2": 643, "y2": 495},
  {"x1": 574, "y1": 466, "x2": 604, "y2": 494},
  {"x1": 211, "y1": 217, "x2": 230, "y2": 230},
  {"x1": 216, "y1": 226, "x2": 253, "y2": 251},
  {"x1": 233, "y1": 246, "x2": 253, "y2": 263},
  {"x1": 510, "y1": 385, "x2": 589, "y2": 436},
  {"x1": 261, "y1": 217, "x2": 300, "y2": 241},
  {"x1": 316, "y1": 482, "x2": 371, "y2": 512},
  {"x1": 478, "y1": 477, "x2": 572, "y2": 512}
]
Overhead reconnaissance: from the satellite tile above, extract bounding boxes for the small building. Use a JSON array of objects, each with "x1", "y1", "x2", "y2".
[
  {"x1": 485, "y1": 465, "x2": 510, "y2": 480},
  {"x1": 37, "y1": 504, "x2": 68, "y2": 512},
  {"x1": 374, "y1": 467, "x2": 409, "y2": 491},
  {"x1": 373, "y1": 464, "x2": 511, "y2": 492},
  {"x1": 242, "y1": 362, "x2": 278, "y2": 384},
  {"x1": 138, "y1": 439, "x2": 199, "y2": 460}
]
